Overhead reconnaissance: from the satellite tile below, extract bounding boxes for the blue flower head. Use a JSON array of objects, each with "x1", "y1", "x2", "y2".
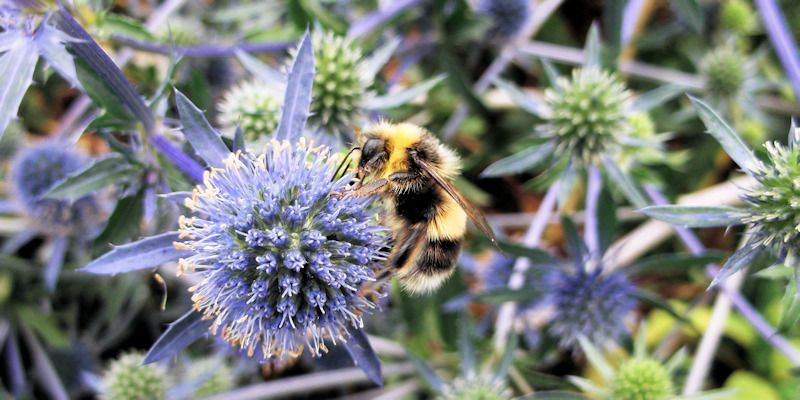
[
  {"x1": 476, "y1": 0, "x2": 531, "y2": 39},
  {"x1": 548, "y1": 264, "x2": 636, "y2": 351},
  {"x1": 11, "y1": 141, "x2": 99, "y2": 236},
  {"x1": 178, "y1": 139, "x2": 388, "y2": 361}
]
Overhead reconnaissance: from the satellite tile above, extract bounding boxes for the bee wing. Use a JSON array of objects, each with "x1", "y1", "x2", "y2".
[{"x1": 413, "y1": 156, "x2": 497, "y2": 245}]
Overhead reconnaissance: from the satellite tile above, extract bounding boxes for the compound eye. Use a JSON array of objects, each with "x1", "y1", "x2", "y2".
[{"x1": 360, "y1": 138, "x2": 384, "y2": 166}]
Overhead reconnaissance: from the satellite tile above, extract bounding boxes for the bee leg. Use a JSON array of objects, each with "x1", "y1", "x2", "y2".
[{"x1": 333, "y1": 178, "x2": 388, "y2": 198}]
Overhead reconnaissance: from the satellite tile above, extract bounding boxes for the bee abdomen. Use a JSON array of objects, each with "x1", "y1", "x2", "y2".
[{"x1": 398, "y1": 237, "x2": 462, "y2": 295}]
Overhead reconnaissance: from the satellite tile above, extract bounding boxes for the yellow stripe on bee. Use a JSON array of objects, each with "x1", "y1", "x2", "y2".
[
  {"x1": 379, "y1": 123, "x2": 425, "y2": 178},
  {"x1": 426, "y1": 200, "x2": 467, "y2": 240}
]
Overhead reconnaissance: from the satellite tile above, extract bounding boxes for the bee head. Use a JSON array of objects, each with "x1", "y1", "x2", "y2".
[{"x1": 355, "y1": 137, "x2": 388, "y2": 179}]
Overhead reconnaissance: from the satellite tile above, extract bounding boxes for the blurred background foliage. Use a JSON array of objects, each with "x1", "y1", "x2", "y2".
[{"x1": 2, "y1": 0, "x2": 800, "y2": 399}]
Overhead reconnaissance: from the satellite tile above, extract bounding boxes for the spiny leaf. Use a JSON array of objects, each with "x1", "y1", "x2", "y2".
[
  {"x1": 175, "y1": 89, "x2": 230, "y2": 167},
  {"x1": 45, "y1": 154, "x2": 139, "y2": 200},
  {"x1": 368, "y1": 74, "x2": 446, "y2": 110},
  {"x1": 343, "y1": 328, "x2": 383, "y2": 386},
  {"x1": 274, "y1": 31, "x2": 315, "y2": 142},
  {"x1": 0, "y1": 37, "x2": 38, "y2": 140},
  {"x1": 81, "y1": 232, "x2": 191, "y2": 275},
  {"x1": 689, "y1": 95, "x2": 759, "y2": 174},
  {"x1": 481, "y1": 142, "x2": 554, "y2": 178},
  {"x1": 143, "y1": 311, "x2": 211, "y2": 364},
  {"x1": 640, "y1": 205, "x2": 746, "y2": 227}
]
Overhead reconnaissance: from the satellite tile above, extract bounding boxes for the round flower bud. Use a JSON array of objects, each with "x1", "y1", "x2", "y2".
[
  {"x1": 627, "y1": 112, "x2": 656, "y2": 139},
  {"x1": 185, "y1": 357, "x2": 235, "y2": 397},
  {"x1": 101, "y1": 352, "x2": 167, "y2": 400},
  {"x1": 309, "y1": 32, "x2": 370, "y2": 127},
  {"x1": 701, "y1": 45, "x2": 746, "y2": 100},
  {"x1": 610, "y1": 358, "x2": 674, "y2": 400},
  {"x1": 548, "y1": 267, "x2": 636, "y2": 351},
  {"x1": 439, "y1": 376, "x2": 512, "y2": 400},
  {"x1": 544, "y1": 67, "x2": 632, "y2": 164},
  {"x1": 178, "y1": 139, "x2": 388, "y2": 361},
  {"x1": 720, "y1": 0, "x2": 758, "y2": 36},
  {"x1": 741, "y1": 142, "x2": 800, "y2": 254},
  {"x1": 11, "y1": 142, "x2": 100, "y2": 236},
  {"x1": 475, "y1": 0, "x2": 532, "y2": 39},
  {"x1": 218, "y1": 79, "x2": 281, "y2": 142}
]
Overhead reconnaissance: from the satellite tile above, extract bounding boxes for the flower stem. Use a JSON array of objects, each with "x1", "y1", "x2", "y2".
[
  {"x1": 148, "y1": 134, "x2": 205, "y2": 183},
  {"x1": 493, "y1": 181, "x2": 561, "y2": 351},
  {"x1": 110, "y1": 35, "x2": 292, "y2": 57},
  {"x1": 347, "y1": 0, "x2": 423, "y2": 39},
  {"x1": 584, "y1": 165, "x2": 603, "y2": 257},
  {"x1": 755, "y1": 0, "x2": 800, "y2": 104}
]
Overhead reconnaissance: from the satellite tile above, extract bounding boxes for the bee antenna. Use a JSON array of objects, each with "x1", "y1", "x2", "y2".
[{"x1": 332, "y1": 147, "x2": 360, "y2": 181}]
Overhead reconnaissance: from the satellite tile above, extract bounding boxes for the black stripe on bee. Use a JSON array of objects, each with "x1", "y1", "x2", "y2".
[{"x1": 417, "y1": 238, "x2": 462, "y2": 275}]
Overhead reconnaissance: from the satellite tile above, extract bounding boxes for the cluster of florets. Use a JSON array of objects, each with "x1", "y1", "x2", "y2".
[
  {"x1": 218, "y1": 79, "x2": 282, "y2": 142},
  {"x1": 720, "y1": 0, "x2": 758, "y2": 36},
  {"x1": 101, "y1": 353, "x2": 167, "y2": 400},
  {"x1": 11, "y1": 142, "x2": 100, "y2": 236},
  {"x1": 439, "y1": 376, "x2": 512, "y2": 400},
  {"x1": 548, "y1": 265, "x2": 636, "y2": 351},
  {"x1": 700, "y1": 45, "x2": 746, "y2": 100},
  {"x1": 740, "y1": 142, "x2": 800, "y2": 254},
  {"x1": 177, "y1": 139, "x2": 388, "y2": 361},
  {"x1": 609, "y1": 358, "x2": 675, "y2": 400},
  {"x1": 309, "y1": 31, "x2": 371, "y2": 127},
  {"x1": 544, "y1": 67, "x2": 632, "y2": 164}
]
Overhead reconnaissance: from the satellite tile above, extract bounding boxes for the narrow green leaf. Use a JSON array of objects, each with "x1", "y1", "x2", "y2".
[
  {"x1": 75, "y1": 58, "x2": 135, "y2": 123},
  {"x1": 602, "y1": 156, "x2": 648, "y2": 208},
  {"x1": 495, "y1": 240, "x2": 555, "y2": 264},
  {"x1": 406, "y1": 350, "x2": 445, "y2": 393},
  {"x1": 584, "y1": 23, "x2": 602, "y2": 69},
  {"x1": 688, "y1": 95, "x2": 759, "y2": 174},
  {"x1": 640, "y1": 205, "x2": 746, "y2": 227},
  {"x1": 493, "y1": 78, "x2": 551, "y2": 118},
  {"x1": 368, "y1": 74, "x2": 446, "y2": 110},
  {"x1": 458, "y1": 313, "x2": 475, "y2": 378},
  {"x1": 494, "y1": 331, "x2": 518, "y2": 382},
  {"x1": 561, "y1": 216, "x2": 585, "y2": 263},
  {"x1": 779, "y1": 276, "x2": 800, "y2": 332},
  {"x1": 670, "y1": 0, "x2": 704, "y2": 33},
  {"x1": 92, "y1": 191, "x2": 145, "y2": 255},
  {"x1": 577, "y1": 335, "x2": 613, "y2": 382},
  {"x1": 480, "y1": 142, "x2": 554, "y2": 177},
  {"x1": 710, "y1": 244, "x2": 764, "y2": 288},
  {"x1": 16, "y1": 307, "x2": 69, "y2": 348},
  {"x1": 626, "y1": 252, "x2": 726, "y2": 276},
  {"x1": 631, "y1": 84, "x2": 685, "y2": 112},
  {"x1": 45, "y1": 154, "x2": 138, "y2": 199},
  {"x1": 175, "y1": 89, "x2": 230, "y2": 167},
  {"x1": 475, "y1": 287, "x2": 544, "y2": 304}
]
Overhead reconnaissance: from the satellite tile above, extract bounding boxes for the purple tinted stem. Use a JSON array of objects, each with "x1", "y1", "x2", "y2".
[
  {"x1": 645, "y1": 185, "x2": 800, "y2": 366},
  {"x1": 755, "y1": 0, "x2": 800, "y2": 103},
  {"x1": 347, "y1": 0, "x2": 422, "y2": 39},
  {"x1": 149, "y1": 134, "x2": 205, "y2": 183},
  {"x1": 584, "y1": 166, "x2": 602, "y2": 257},
  {"x1": 4, "y1": 333, "x2": 25, "y2": 398},
  {"x1": 111, "y1": 35, "x2": 292, "y2": 58}
]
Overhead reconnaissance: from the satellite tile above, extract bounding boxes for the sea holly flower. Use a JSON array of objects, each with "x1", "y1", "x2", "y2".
[
  {"x1": 642, "y1": 97, "x2": 800, "y2": 289},
  {"x1": 10, "y1": 142, "x2": 101, "y2": 237},
  {"x1": 571, "y1": 325, "x2": 733, "y2": 400},
  {"x1": 218, "y1": 79, "x2": 281, "y2": 142},
  {"x1": 100, "y1": 352, "x2": 168, "y2": 400},
  {"x1": 474, "y1": 0, "x2": 532, "y2": 39},
  {"x1": 548, "y1": 264, "x2": 636, "y2": 352},
  {"x1": 483, "y1": 26, "x2": 671, "y2": 209},
  {"x1": 177, "y1": 139, "x2": 388, "y2": 360},
  {"x1": 719, "y1": 0, "x2": 759, "y2": 37}
]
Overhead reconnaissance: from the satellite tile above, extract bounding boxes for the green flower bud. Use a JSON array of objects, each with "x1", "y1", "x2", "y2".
[
  {"x1": 101, "y1": 353, "x2": 167, "y2": 400},
  {"x1": 544, "y1": 67, "x2": 631, "y2": 163},
  {"x1": 701, "y1": 45, "x2": 746, "y2": 100},
  {"x1": 720, "y1": 0, "x2": 758, "y2": 36},
  {"x1": 185, "y1": 358, "x2": 235, "y2": 397},
  {"x1": 627, "y1": 112, "x2": 656, "y2": 139},
  {"x1": 439, "y1": 377, "x2": 512, "y2": 400},
  {"x1": 741, "y1": 142, "x2": 800, "y2": 254},
  {"x1": 609, "y1": 358, "x2": 674, "y2": 400},
  {"x1": 218, "y1": 79, "x2": 282, "y2": 142},
  {"x1": 308, "y1": 32, "x2": 370, "y2": 127}
]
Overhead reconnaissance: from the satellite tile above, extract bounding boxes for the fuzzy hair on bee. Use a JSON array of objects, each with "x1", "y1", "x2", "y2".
[{"x1": 342, "y1": 121, "x2": 496, "y2": 294}]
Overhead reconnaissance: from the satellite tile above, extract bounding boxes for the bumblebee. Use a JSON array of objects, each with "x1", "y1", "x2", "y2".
[{"x1": 341, "y1": 121, "x2": 496, "y2": 294}]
